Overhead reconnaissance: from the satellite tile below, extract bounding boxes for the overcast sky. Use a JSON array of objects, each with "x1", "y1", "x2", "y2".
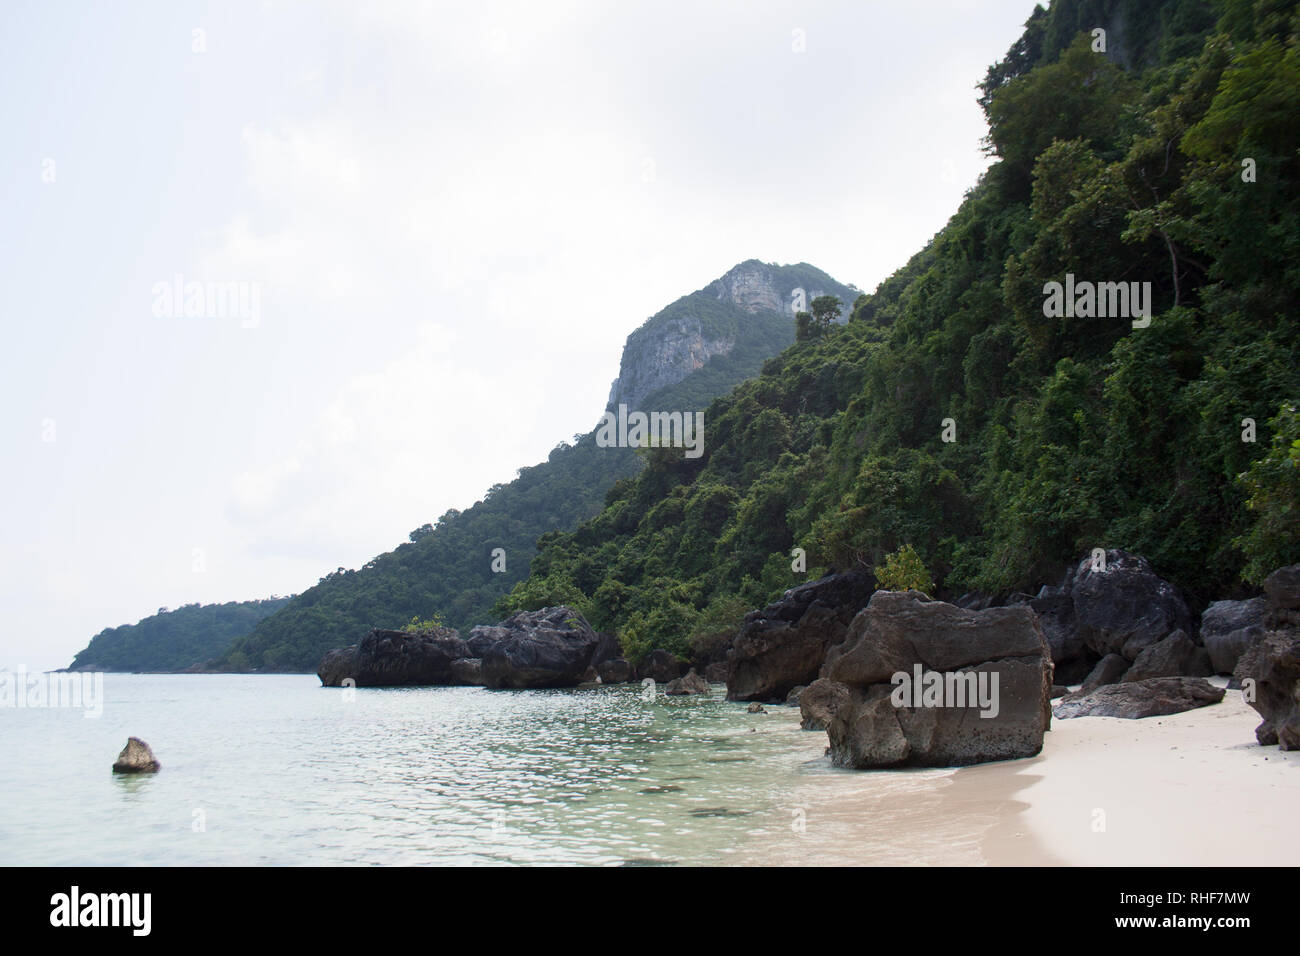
[{"x1": 1, "y1": 0, "x2": 1036, "y2": 670}]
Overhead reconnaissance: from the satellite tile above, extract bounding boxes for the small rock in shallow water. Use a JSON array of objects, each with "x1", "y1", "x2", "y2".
[
  {"x1": 112, "y1": 737, "x2": 160, "y2": 774},
  {"x1": 747, "y1": 702, "x2": 766, "y2": 713}
]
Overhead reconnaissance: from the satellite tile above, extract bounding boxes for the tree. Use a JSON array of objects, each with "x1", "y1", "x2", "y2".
[{"x1": 874, "y1": 544, "x2": 936, "y2": 595}]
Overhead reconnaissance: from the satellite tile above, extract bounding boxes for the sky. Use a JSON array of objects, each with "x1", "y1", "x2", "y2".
[{"x1": 1, "y1": 0, "x2": 1037, "y2": 670}]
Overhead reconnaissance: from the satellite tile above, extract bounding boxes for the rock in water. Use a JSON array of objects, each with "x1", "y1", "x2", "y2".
[
  {"x1": 480, "y1": 606, "x2": 601, "y2": 689},
  {"x1": 1235, "y1": 629, "x2": 1300, "y2": 748},
  {"x1": 598, "y1": 658, "x2": 635, "y2": 684},
  {"x1": 1069, "y1": 550, "x2": 1191, "y2": 660},
  {"x1": 822, "y1": 591, "x2": 1052, "y2": 768},
  {"x1": 638, "y1": 649, "x2": 684, "y2": 684},
  {"x1": 746, "y1": 702, "x2": 766, "y2": 713},
  {"x1": 349, "y1": 627, "x2": 470, "y2": 687},
  {"x1": 1200, "y1": 598, "x2": 1267, "y2": 675},
  {"x1": 317, "y1": 645, "x2": 358, "y2": 687},
  {"x1": 727, "y1": 570, "x2": 875, "y2": 702},
  {"x1": 665, "y1": 668, "x2": 710, "y2": 695},
  {"x1": 799, "y1": 677, "x2": 849, "y2": 731},
  {"x1": 1053, "y1": 677, "x2": 1224, "y2": 719},
  {"x1": 112, "y1": 737, "x2": 160, "y2": 774},
  {"x1": 450, "y1": 657, "x2": 485, "y2": 686}
]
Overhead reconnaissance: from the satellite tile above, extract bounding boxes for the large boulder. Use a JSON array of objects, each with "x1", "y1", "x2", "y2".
[
  {"x1": 1122, "y1": 630, "x2": 1213, "y2": 682},
  {"x1": 727, "y1": 570, "x2": 875, "y2": 702},
  {"x1": 821, "y1": 591, "x2": 1052, "y2": 768},
  {"x1": 799, "y1": 677, "x2": 850, "y2": 731},
  {"x1": 664, "y1": 668, "x2": 710, "y2": 696},
  {"x1": 465, "y1": 625, "x2": 509, "y2": 658},
  {"x1": 1200, "y1": 598, "x2": 1268, "y2": 674},
  {"x1": 1068, "y1": 550, "x2": 1192, "y2": 660},
  {"x1": 450, "y1": 657, "x2": 485, "y2": 686},
  {"x1": 598, "y1": 658, "x2": 635, "y2": 684},
  {"x1": 350, "y1": 627, "x2": 470, "y2": 687},
  {"x1": 1078, "y1": 653, "x2": 1129, "y2": 694},
  {"x1": 1234, "y1": 629, "x2": 1300, "y2": 748},
  {"x1": 1029, "y1": 587, "x2": 1093, "y2": 684},
  {"x1": 317, "y1": 645, "x2": 358, "y2": 687},
  {"x1": 638, "y1": 649, "x2": 684, "y2": 684},
  {"x1": 112, "y1": 737, "x2": 161, "y2": 774},
  {"x1": 1053, "y1": 677, "x2": 1224, "y2": 719},
  {"x1": 480, "y1": 607, "x2": 601, "y2": 689}
]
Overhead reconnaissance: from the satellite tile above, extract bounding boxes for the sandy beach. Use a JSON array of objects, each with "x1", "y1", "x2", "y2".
[{"x1": 747, "y1": 678, "x2": 1299, "y2": 866}]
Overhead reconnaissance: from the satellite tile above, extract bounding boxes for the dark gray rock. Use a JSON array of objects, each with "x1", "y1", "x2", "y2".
[
  {"x1": 1030, "y1": 590, "x2": 1092, "y2": 684},
  {"x1": 1053, "y1": 677, "x2": 1224, "y2": 719},
  {"x1": 1050, "y1": 685, "x2": 1070, "y2": 699},
  {"x1": 1234, "y1": 628, "x2": 1300, "y2": 749},
  {"x1": 704, "y1": 661, "x2": 729, "y2": 683},
  {"x1": 665, "y1": 668, "x2": 710, "y2": 695},
  {"x1": 639, "y1": 649, "x2": 684, "y2": 684},
  {"x1": 598, "y1": 658, "x2": 635, "y2": 684},
  {"x1": 480, "y1": 607, "x2": 601, "y2": 689},
  {"x1": 1201, "y1": 598, "x2": 1268, "y2": 674},
  {"x1": 450, "y1": 657, "x2": 484, "y2": 686},
  {"x1": 112, "y1": 737, "x2": 160, "y2": 774},
  {"x1": 785, "y1": 685, "x2": 806, "y2": 707},
  {"x1": 351, "y1": 627, "x2": 470, "y2": 687},
  {"x1": 747, "y1": 702, "x2": 766, "y2": 713},
  {"x1": 1079, "y1": 653, "x2": 1129, "y2": 694},
  {"x1": 465, "y1": 625, "x2": 509, "y2": 658},
  {"x1": 1069, "y1": 550, "x2": 1191, "y2": 660},
  {"x1": 822, "y1": 591, "x2": 1053, "y2": 768},
  {"x1": 317, "y1": 645, "x2": 358, "y2": 687},
  {"x1": 590, "y1": 631, "x2": 622, "y2": 669},
  {"x1": 727, "y1": 570, "x2": 875, "y2": 702},
  {"x1": 1122, "y1": 630, "x2": 1213, "y2": 682},
  {"x1": 799, "y1": 677, "x2": 850, "y2": 731},
  {"x1": 1263, "y1": 564, "x2": 1300, "y2": 613}
]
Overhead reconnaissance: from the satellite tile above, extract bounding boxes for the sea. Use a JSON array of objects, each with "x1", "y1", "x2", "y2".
[{"x1": 0, "y1": 674, "x2": 1006, "y2": 866}]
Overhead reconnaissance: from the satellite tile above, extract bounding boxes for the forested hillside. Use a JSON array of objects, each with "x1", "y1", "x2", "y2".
[
  {"x1": 220, "y1": 262, "x2": 855, "y2": 671},
  {"x1": 499, "y1": 0, "x2": 1300, "y2": 662},
  {"x1": 67, "y1": 597, "x2": 292, "y2": 672}
]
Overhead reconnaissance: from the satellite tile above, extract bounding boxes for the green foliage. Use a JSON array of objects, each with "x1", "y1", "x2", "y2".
[
  {"x1": 68, "y1": 598, "x2": 292, "y2": 672},
  {"x1": 403, "y1": 612, "x2": 446, "y2": 632},
  {"x1": 1237, "y1": 403, "x2": 1300, "y2": 584},
  {"x1": 874, "y1": 545, "x2": 936, "y2": 594},
  {"x1": 500, "y1": 1, "x2": 1300, "y2": 653}
]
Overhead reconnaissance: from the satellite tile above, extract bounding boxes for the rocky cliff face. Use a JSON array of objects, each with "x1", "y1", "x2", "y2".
[{"x1": 607, "y1": 259, "x2": 856, "y2": 411}]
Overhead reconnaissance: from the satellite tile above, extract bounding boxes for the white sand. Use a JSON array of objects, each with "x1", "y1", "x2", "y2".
[{"x1": 746, "y1": 679, "x2": 1300, "y2": 866}]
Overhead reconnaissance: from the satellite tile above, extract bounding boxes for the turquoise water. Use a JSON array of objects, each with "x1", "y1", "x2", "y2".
[{"x1": 0, "y1": 674, "x2": 863, "y2": 866}]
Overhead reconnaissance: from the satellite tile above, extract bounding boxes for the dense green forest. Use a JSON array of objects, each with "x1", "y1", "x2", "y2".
[
  {"x1": 68, "y1": 597, "x2": 292, "y2": 672},
  {"x1": 219, "y1": 263, "x2": 853, "y2": 671},
  {"x1": 498, "y1": 0, "x2": 1300, "y2": 663}
]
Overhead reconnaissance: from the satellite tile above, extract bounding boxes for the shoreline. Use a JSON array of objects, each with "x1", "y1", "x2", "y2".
[{"x1": 744, "y1": 678, "x2": 1298, "y2": 866}]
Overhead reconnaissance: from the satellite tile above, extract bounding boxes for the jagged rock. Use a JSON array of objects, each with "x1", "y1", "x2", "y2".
[
  {"x1": 466, "y1": 626, "x2": 509, "y2": 658},
  {"x1": 1263, "y1": 564, "x2": 1300, "y2": 613},
  {"x1": 785, "y1": 685, "x2": 806, "y2": 706},
  {"x1": 799, "y1": 678, "x2": 850, "y2": 731},
  {"x1": 1050, "y1": 685, "x2": 1070, "y2": 699},
  {"x1": 317, "y1": 645, "x2": 358, "y2": 687},
  {"x1": 345, "y1": 627, "x2": 470, "y2": 687},
  {"x1": 480, "y1": 607, "x2": 601, "y2": 689},
  {"x1": 704, "y1": 661, "x2": 729, "y2": 683},
  {"x1": 598, "y1": 658, "x2": 635, "y2": 684},
  {"x1": 450, "y1": 657, "x2": 484, "y2": 685},
  {"x1": 1122, "y1": 630, "x2": 1213, "y2": 682},
  {"x1": 727, "y1": 570, "x2": 875, "y2": 702},
  {"x1": 638, "y1": 650, "x2": 684, "y2": 684},
  {"x1": 112, "y1": 737, "x2": 160, "y2": 774},
  {"x1": 1201, "y1": 598, "x2": 1268, "y2": 674},
  {"x1": 1069, "y1": 550, "x2": 1192, "y2": 660},
  {"x1": 1234, "y1": 628, "x2": 1300, "y2": 749},
  {"x1": 1030, "y1": 590, "x2": 1093, "y2": 684},
  {"x1": 665, "y1": 668, "x2": 710, "y2": 695},
  {"x1": 1053, "y1": 677, "x2": 1224, "y2": 719},
  {"x1": 1078, "y1": 653, "x2": 1129, "y2": 693},
  {"x1": 747, "y1": 702, "x2": 766, "y2": 714},
  {"x1": 822, "y1": 591, "x2": 1052, "y2": 768}
]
